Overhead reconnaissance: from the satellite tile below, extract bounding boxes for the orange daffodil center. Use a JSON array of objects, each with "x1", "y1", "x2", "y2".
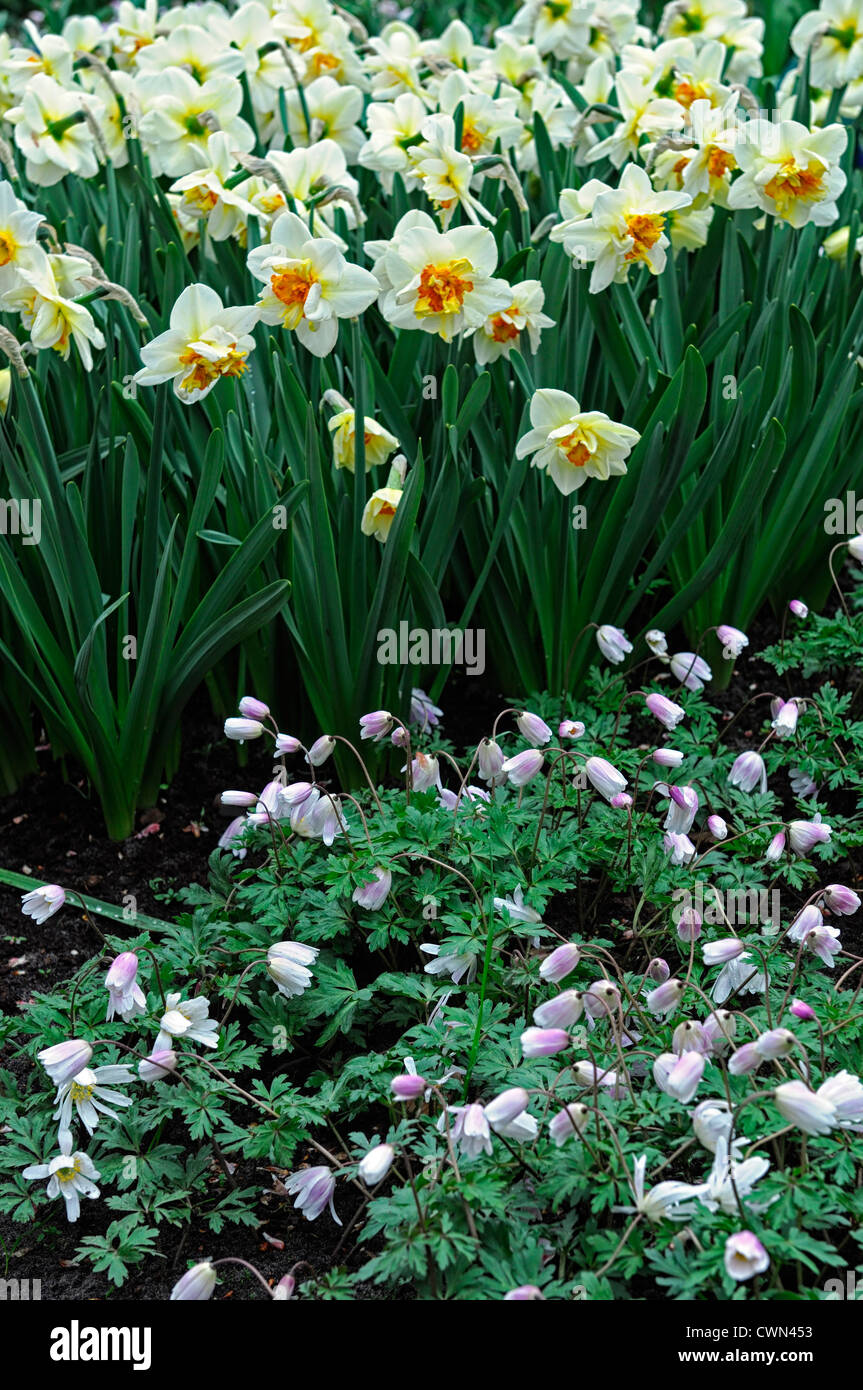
[
  {"x1": 415, "y1": 258, "x2": 475, "y2": 317},
  {"x1": 516, "y1": 388, "x2": 641, "y2": 496}
]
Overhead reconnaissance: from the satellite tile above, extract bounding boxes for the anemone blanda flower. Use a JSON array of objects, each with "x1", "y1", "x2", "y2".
[
  {"x1": 155, "y1": 991, "x2": 220, "y2": 1051},
  {"x1": 516, "y1": 389, "x2": 640, "y2": 495},
  {"x1": 22, "y1": 1129, "x2": 100, "y2": 1222},
  {"x1": 53, "y1": 1064, "x2": 135, "y2": 1135},
  {"x1": 134, "y1": 284, "x2": 258, "y2": 403}
]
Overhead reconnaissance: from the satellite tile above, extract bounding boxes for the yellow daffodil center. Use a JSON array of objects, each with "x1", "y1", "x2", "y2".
[
  {"x1": 673, "y1": 79, "x2": 712, "y2": 108},
  {"x1": 829, "y1": 22, "x2": 859, "y2": 49},
  {"x1": 460, "y1": 118, "x2": 483, "y2": 153},
  {"x1": 0, "y1": 231, "x2": 17, "y2": 266},
  {"x1": 544, "y1": 1, "x2": 570, "y2": 19},
  {"x1": 415, "y1": 258, "x2": 474, "y2": 317},
  {"x1": 624, "y1": 213, "x2": 665, "y2": 261},
  {"x1": 178, "y1": 346, "x2": 248, "y2": 393},
  {"x1": 559, "y1": 429, "x2": 591, "y2": 467},
  {"x1": 489, "y1": 308, "x2": 520, "y2": 343},
  {"x1": 271, "y1": 262, "x2": 318, "y2": 326},
  {"x1": 707, "y1": 146, "x2": 736, "y2": 178},
  {"x1": 183, "y1": 186, "x2": 219, "y2": 214},
  {"x1": 764, "y1": 160, "x2": 826, "y2": 217}
]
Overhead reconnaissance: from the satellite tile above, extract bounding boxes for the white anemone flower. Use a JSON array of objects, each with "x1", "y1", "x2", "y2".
[
  {"x1": 516, "y1": 388, "x2": 640, "y2": 495},
  {"x1": 23, "y1": 1129, "x2": 100, "y2": 1222},
  {"x1": 53, "y1": 1065, "x2": 135, "y2": 1136},
  {"x1": 267, "y1": 941, "x2": 319, "y2": 999},
  {"x1": 133, "y1": 283, "x2": 259, "y2": 404},
  {"x1": 613, "y1": 1154, "x2": 705, "y2": 1222},
  {"x1": 155, "y1": 991, "x2": 220, "y2": 1051}
]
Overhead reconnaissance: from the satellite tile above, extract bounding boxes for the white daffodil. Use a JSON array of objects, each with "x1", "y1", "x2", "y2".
[
  {"x1": 553, "y1": 161, "x2": 693, "y2": 293},
  {"x1": 53, "y1": 1065, "x2": 135, "y2": 1136},
  {"x1": 359, "y1": 93, "x2": 429, "y2": 192},
  {"x1": 435, "y1": 69, "x2": 523, "y2": 158},
  {"x1": 2, "y1": 259, "x2": 105, "y2": 369},
  {"x1": 409, "y1": 113, "x2": 494, "y2": 227},
  {"x1": 23, "y1": 1129, "x2": 100, "y2": 1222},
  {"x1": 652, "y1": 98, "x2": 739, "y2": 205},
  {"x1": 370, "y1": 209, "x2": 511, "y2": 342},
  {"x1": 589, "y1": 69, "x2": 685, "y2": 168},
  {"x1": 792, "y1": 0, "x2": 863, "y2": 90},
  {"x1": 283, "y1": 75, "x2": 365, "y2": 160},
  {"x1": 261, "y1": 139, "x2": 363, "y2": 237},
  {"x1": 134, "y1": 283, "x2": 258, "y2": 404},
  {"x1": 136, "y1": 68, "x2": 254, "y2": 178},
  {"x1": 362, "y1": 487, "x2": 403, "y2": 541},
  {"x1": 516, "y1": 388, "x2": 640, "y2": 495},
  {"x1": 169, "y1": 131, "x2": 260, "y2": 242},
  {"x1": 155, "y1": 991, "x2": 220, "y2": 1051},
  {"x1": 727, "y1": 119, "x2": 847, "y2": 228},
  {"x1": 468, "y1": 278, "x2": 554, "y2": 364},
  {"x1": 327, "y1": 407, "x2": 399, "y2": 472},
  {"x1": 614, "y1": 1154, "x2": 706, "y2": 1222},
  {"x1": 247, "y1": 210, "x2": 379, "y2": 356},
  {"x1": 6, "y1": 74, "x2": 104, "y2": 186},
  {"x1": 0, "y1": 180, "x2": 45, "y2": 292}
]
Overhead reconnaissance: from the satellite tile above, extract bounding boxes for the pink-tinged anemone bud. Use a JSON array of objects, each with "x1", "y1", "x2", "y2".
[
  {"x1": 274, "y1": 733, "x2": 301, "y2": 755},
  {"x1": 766, "y1": 830, "x2": 786, "y2": 862},
  {"x1": 450, "y1": 1103, "x2": 493, "y2": 1158},
  {"x1": 848, "y1": 534, "x2": 863, "y2": 562},
  {"x1": 533, "y1": 989, "x2": 584, "y2": 1030},
  {"x1": 391, "y1": 1073, "x2": 426, "y2": 1100},
  {"x1": 501, "y1": 749, "x2": 544, "y2": 787},
  {"x1": 703, "y1": 938, "x2": 745, "y2": 965},
  {"x1": 273, "y1": 1274, "x2": 296, "y2": 1301},
  {"x1": 728, "y1": 750, "x2": 766, "y2": 794},
  {"x1": 790, "y1": 998, "x2": 816, "y2": 1021},
  {"x1": 676, "y1": 907, "x2": 702, "y2": 943},
  {"x1": 789, "y1": 598, "x2": 808, "y2": 618},
  {"x1": 390, "y1": 725, "x2": 409, "y2": 748},
  {"x1": 539, "y1": 942, "x2": 580, "y2": 983},
  {"x1": 664, "y1": 831, "x2": 695, "y2": 865},
  {"x1": 408, "y1": 751, "x2": 442, "y2": 792},
  {"x1": 516, "y1": 710, "x2": 552, "y2": 746},
  {"x1": 307, "y1": 735, "x2": 336, "y2": 767},
  {"x1": 104, "y1": 951, "x2": 145, "y2": 1023},
  {"x1": 725, "y1": 1231, "x2": 769, "y2": 1282},
  {"x1": 410, "y1": 688, "x2": 443, "y2": 730},
  {"x1": 755, "y1": 1028, "x2": 796, "y2": 1060},
  {"x1": 771, "y1": 698, "x2": 799, "y2": 740},
  {"x1": 218, "y1": 817, "x2": 247, "y2": 857},
  {"x1": 220, "y1": 789, "x2": 258, "y2": 807},
  {"x1": 823, "y1": 884, "x2": 862, "y2": 915},
  {"x1": 774, "y1": 1080, "x2": 837, "y2": 1135},
  {"x1": 653, "y1": 747, "x2": 684, "y2": 768},
  {"x1": 238, "y1": 695, "x2": 269, "y2": 720},
  {"x1": 610, "y1": 791, "x2": 632, "y2": 809},
  {"x1": 707, "y1": 815, "x2": 728, "y2": 840},
  {"x1": 352, "y1": 866, "x2": 392, "y2": 911},
  {"x1": 105, "y1": 951, "x2": 138, "y2": 991},
  {"x1": 484, "y1": 1088, "x2": 529, "y2": 1130},
  {"x1": 664, "y1": 1050, "x2": 705, "y2": 1102},
  {"x1": 670, "y1": 651, "x2": 712, "y2": 691},
  {"x1": 806, "y1": 924, "x2": 842, "y2": 966},
  {"x1": 21, "y1": 883, "x2": 66, "y2": 924},
  {"x1": 267, "y1": 941, "x2": 319, "y2": 999},
  {"x1": 665, "y1": 783, "x2": 698, "y2": 834},
  {"x1": 817, "y1": 1070, "x2": 863, "y2": 1125},
  {"x1": 701, "y1": 1009, "x2": 736, "y2": 1054},
  {"x1": 584, "y1": 979, "x2": 621, "y2": 1018},
  {"x1": 585, "y1": 755, "x2": 627, "y2": 801},
  {"x1": 645, "y1": 691, "x2": 685, "y2": 730},
  {"x1": 284, "y1": 1166, "x2": 339, "y2": 1223},
  {"x1": 788, "y1": 904, "x2": 823, "y2": 942},
  {"x1": 171, "y1": 1261, "x2": 217, "y2": 1301},
  {"x1": 646, "y1": 628, "x2": 668, "y2": 659},
  {"x1": 504, "y1": 1285, "x2": 545, "y2": 1300},
  {"x1": 279, "y1": 780, "x2": 316, "y2": 809},
  {"x1": 520, "y1": 1026, "x2": 570, "y2": 1058},
  {"x1": 646, "y1": 977, "x2": 684, "y2": 1017},
  {"x1": 37, "y1": 1038, "x2": 93, "y2": 1085},
  {"x1": 358, "y1": 1143, "x2": 395, "y2": 1186},
  {"x1": 728, "y1": 1042, "x2": 764, "y2": 1076},
  {"x1": 559, "y1": 719, "x2": 585, "y2": 739},
  {"x1": 673, "y1": 1019, "x2": 707, "y2": 1055},
  {"x1": 788, "y1": 817, "x2": 832, "y2": 857},
  {"x1": 224, "y1": 717, "x2": 264, "y2": 742},
  {"x1": 647, "y1": 957, "x2": 670, "y2": 983},
  {"x1": 549, "y1": 1103, "x2": 589, "y2": 1146},
  {"x1": 359, "y1": 710, "x2": 393, "y2": 741},
  {"x1": 138, "y1": 1049, "x2": 178, "y2": 1083},
  {"x1": 717, "y1": 625, "x2": 749, "y2": 659},
  {"x1": 692, "y1": 1098, "x2": 734, "y2": 1152},
  {"x1": 477, "y1": 737, "x2": 506, "y2": 783},
  {"x1": 596, "y1": 624, "x2": 633, "y2": 664}
]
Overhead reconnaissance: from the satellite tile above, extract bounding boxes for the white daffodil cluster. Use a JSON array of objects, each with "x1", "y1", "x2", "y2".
[{"x1": 0, "y1": 0, "x2": 857, "y2": 416}]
